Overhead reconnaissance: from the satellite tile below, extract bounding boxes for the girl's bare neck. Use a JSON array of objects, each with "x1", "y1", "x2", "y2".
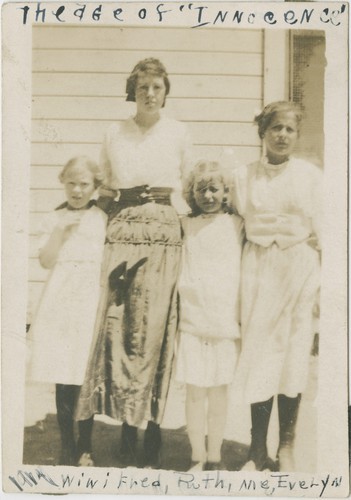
[{"x1": 134, "y1": 112, "x2": 161, "y2": 131}]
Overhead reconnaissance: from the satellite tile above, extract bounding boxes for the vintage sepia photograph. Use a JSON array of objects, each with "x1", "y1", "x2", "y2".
[{"x1": 2, "y1": 1, "x2": 349, "y2": 496}]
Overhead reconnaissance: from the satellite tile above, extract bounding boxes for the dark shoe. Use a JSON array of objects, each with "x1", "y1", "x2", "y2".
[
  {"x1": 58, "y1": 444, "x2": 76, "y2": 466},
  {"x1": 120, "y1": 422, "x2": 138, "y2": 464},
  {"x1": 144, "y1": 454, "x2": 161, "y2": 469},
  {"x1": 143, "y1": 421, "x2": 161, "y2": 468},
  {"x1": 262, "y1": 456, "x2": 279, "y2": 471}
]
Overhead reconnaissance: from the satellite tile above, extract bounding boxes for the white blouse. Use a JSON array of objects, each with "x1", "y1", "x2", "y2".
[
  {"x1": 100, "y1": 116, "x2": 192, "y2": 212},
  {"x1": 232, "y1": 157, "x2": 323, "y2": 249}
]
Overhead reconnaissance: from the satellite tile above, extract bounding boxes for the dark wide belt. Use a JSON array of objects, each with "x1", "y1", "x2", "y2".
[{"x1": 118, "y1": 185, "x2": 172, "y2": 206}]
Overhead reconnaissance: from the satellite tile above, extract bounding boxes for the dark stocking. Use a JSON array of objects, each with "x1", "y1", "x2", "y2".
[
  {"x1": 55, "y1": 384, "x2": 78, "y2": 465},
  {"x1": 144, "y1": 421, "x2": 161, "y2": 467},
  {"x1": 120, "y1": 422, "x2": 138, "y2": 463},
  {"x1": 277, "y1": 393, "x2": 301, "y2": 471},
  {"x1": 77, "y1": 416, "x2": 94, "y2": 455},
  {"x1": 247, "y1": 397, "x2": 274, "y2": 470}
]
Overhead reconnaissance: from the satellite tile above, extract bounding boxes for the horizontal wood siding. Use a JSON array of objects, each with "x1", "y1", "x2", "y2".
[
  {"x1": 29, "y1": 25, "x2": 264, "y2": 316},
  {"x1": 32, "y1": 26, "x2": 263, "y2": 51},
  {"x1": 32, "y1": 96, "x2": 262, "y2": 125}
]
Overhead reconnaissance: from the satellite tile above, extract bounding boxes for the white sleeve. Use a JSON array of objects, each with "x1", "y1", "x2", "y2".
[
  {"x1": 310, "y1": 165, "x2": 323, "y2": 249},
  {"x1": 230, "y1": 164, "x2": 249, "y2": 217},
  {"x1": 37, "y1": 212, "x2": 58, "y2": 253},
  {"x1": 179, "y1": 123, "x2": 195, "y2": 187},
  {"x1": 99, "y1": 125, "x2": 119, "y2": 192}
]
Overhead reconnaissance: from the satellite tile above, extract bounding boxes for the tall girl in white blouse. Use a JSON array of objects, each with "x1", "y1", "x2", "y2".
[
  {"x1": 75, "y1": 58, "x2": 192, "y2": 468},
  {"x1": 232, "y1": 101, "x2": 322, "y2": 471}
]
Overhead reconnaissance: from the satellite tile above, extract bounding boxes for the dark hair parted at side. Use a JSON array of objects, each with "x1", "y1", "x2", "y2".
[
  {"x1": 125, "y1": 58, "x2": 170, "y2": 106},
  {"x1": 59, "y1": 156, "x2": 104, "y2": 189},
  {"x1": 255, "y1": 101, "x2": 303, "y2": 139}
]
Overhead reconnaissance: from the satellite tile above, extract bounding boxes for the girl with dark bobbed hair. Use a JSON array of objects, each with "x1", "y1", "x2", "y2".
[
  {"x1": 232, "y1": 101, "x2": 321, "y2": 472},
  {"x1": 75, "y1": 58, "x2": 192, "y2": 468},
  {"x1": 125, "y1": 58, "x2": 171, "y2": 104}
]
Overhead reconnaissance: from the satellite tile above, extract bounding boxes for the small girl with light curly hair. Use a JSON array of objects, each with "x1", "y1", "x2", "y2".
[
  {"x1": 175, "y1": 160, "x2": 244, "y2": 471},
  {"x1": 28, "y1": 156, "x2": 107, "y2": 466}
]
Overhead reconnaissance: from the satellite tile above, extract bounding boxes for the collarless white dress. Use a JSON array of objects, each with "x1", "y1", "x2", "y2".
[
  {"x1": 28, "y1": 206, "x2": 107, "y2": 386},
  {"x1": 175, "y1": 213, "x2": 244, "y2": 387}
]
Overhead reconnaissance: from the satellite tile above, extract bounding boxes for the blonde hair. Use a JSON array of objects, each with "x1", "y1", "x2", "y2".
[
  {"x1": 59, "y1": 156, "x2": 104, "y2": 189},
  {"x1": 183, "y1": 160, "x2": 232, "y2": 215}
]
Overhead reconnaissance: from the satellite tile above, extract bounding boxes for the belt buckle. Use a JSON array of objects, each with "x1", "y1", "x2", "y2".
[{"x1": 138, "y1": 185, "x2": 152, "y2": 204}]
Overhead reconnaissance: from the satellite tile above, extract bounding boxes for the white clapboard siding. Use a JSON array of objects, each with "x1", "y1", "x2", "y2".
[
  {"x1": 33, "y1": 73, "x2": 262, "y2": 99},
  {"x1": 31, "y1": 143, "x2": 101, "y2": 165},
  {"x1": 29, "y1": 235, "x2": 40, "y2": 257},
  {"x1": 33, "y1": 96, "x2": 262, "y2": 123},
  {"x1": 32, "y1": 26, "x2": 263, "y2": 52},
  {"x1": 30, "y1": 166, "x2": 62, "y2": 189},
  {"x1": 31, "y1": 189, "x2": 66, "y2": 213},
  {"x1": 33, "y1": 50, "x2": 263, "y2": 76},
  {"x1": 28, "y1": 25, "x2": 264, "y2": 317}
]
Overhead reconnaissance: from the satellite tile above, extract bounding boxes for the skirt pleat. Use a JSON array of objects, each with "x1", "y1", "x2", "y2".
[{"x1": 75, "y1": 202, "x2": 181, "y2": 426}]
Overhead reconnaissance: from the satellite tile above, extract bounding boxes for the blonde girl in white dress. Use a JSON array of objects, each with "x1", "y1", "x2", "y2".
[
  {"x1": 175, "y1": 160, "x2": 243, "y2": 471},
  {"x1": 28, "y1": 156, "x2": 107, "y2": 466},
  {"x1": 232, "y1": 102, "x2": 322, "y2": 472}
]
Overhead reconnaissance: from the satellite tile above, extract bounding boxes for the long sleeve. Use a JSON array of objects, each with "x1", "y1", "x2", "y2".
[
  {"x1": 230, "y1": 163, "x2": 249, "y2": 217},
  {"x1": 179, "y1": 127, "x2": 195, "y2": 187},
  {"x1": 99, "y1": 128, "x2": 119, "y2": 192}
]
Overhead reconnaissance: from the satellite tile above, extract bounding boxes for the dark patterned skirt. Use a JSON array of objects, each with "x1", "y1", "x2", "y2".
[{"x1": 75, "y1": 189, "x2": 182, "y2": 426}]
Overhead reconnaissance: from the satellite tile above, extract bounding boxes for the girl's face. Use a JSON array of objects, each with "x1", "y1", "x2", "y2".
[
  {"x1": 194, "y1": 176, "x2": 225, "y2": 214},
  {"x1": 62, "y1": 167, "x2": 96, "y2": 209},
  {"x1": 264, "y1": 111, "x2": 299, "y2": 164},
  {"x1": 135, "y1": 73, "x2": 166, "y2": 115}
]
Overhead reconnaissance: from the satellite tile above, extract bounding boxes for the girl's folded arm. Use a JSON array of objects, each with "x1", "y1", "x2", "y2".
[
  {"x1": 39, "y1": 212, "x2": 81, "y2": 269},
  {"x1": 39, "y1": 225, "x2": 65, "y2": 269}
]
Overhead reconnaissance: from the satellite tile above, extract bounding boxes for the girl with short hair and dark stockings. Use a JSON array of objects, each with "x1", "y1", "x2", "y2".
[{"x1": 27, "y1": 157, "x2": 107, "y2": 465}]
